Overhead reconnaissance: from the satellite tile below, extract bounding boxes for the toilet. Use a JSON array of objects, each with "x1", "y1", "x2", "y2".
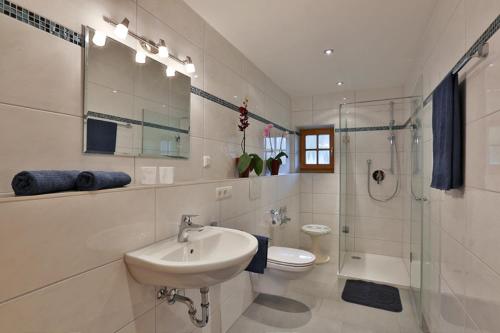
[
  {"x1": 301, "y1": 224, "x2": 332, "y2": 264},
  {"x1": 251, "y1": 246, "x2": 316, "y2": 296}
]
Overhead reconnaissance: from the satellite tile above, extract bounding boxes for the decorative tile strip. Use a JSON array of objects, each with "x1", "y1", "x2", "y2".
[
  {"x1": 191, "y1": 86, "x2": 299, "y2": 135},
  {"x1": 86, "y1": 111, "x2": 189, "y2": 135},
  {"x1": 336, "y1": 124, "x2": 407, "y2": 133},
  {"x1": 0, "y1": 0, "x2": 82, "y2": 46}
]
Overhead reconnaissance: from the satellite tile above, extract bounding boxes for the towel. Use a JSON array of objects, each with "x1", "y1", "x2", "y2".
[
  {"x1": 245, "y1": 235, "x2": 269, "y2": 274},
  {"x1": 86, "y1": 118, "x2": 117, "y2": 154},
  {"x1": 431, "y1": 72, "x2": 463, "y2": 190},
  {"x1": 11, "y1": 170, "x2": 80, "y2": 196},
  {"x1": 75, "y1": 171, "x2": 131, "y2": 191}
]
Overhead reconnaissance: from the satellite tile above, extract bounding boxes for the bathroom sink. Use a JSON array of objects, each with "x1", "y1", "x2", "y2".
[{"x1": 125, "y1": 227, "x2": 258, "y2": 289}]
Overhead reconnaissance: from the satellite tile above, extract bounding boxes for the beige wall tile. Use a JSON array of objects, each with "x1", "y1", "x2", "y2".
[
  {"x1": 0, "y1": 260, "x2": 155, "y2": 333},
  {"x1": 465, "y1": 188, "x2": 500, "y2": 275},
  {"x1": 116, "y1": 308, "x2": 156, "y2": 333},
  {"x1": 0, "y1": 188, "x2": 155, "y2": 303},
  {"x1": 465, "y1": 110, "x2": 500, "y2": 191},
  {"x1": 138, "y1": 0, "x2": 205, "y2": 48},
  {"x1": 464, "y1": 250, "x2": 500, "y2": 333},
  {"x1": 155, "y1": 182, "x2": 220, "y2": 240},
  {"x1": 292, "y1": 96, "x2": 313, "y2": 112},
  {"x1": 0, "y1": 16, "x2": 82, "y2": 116}
]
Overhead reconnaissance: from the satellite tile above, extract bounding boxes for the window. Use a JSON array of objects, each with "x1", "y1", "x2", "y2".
[{"x1": 300, "y1": 128, "x2": 334, "y2": 172}]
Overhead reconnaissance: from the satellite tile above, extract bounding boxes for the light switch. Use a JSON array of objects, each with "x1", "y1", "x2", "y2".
[{"x1": 203, "y1": 155, "x2": 211, "y2": 168}]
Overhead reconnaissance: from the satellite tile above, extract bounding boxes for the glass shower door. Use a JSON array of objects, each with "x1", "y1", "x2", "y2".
[{"x1": 409, "y1": 112, "x2": 424, "y2": 322}]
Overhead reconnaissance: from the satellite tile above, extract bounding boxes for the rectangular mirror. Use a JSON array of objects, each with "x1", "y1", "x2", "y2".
[{"x1": 83, "y1": 26, "x2": 191, "y2": 158}]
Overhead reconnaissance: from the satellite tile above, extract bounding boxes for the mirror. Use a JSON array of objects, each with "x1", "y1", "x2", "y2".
[{"x1": 83, "y1": 27, "x2": 191, "y2": 158}]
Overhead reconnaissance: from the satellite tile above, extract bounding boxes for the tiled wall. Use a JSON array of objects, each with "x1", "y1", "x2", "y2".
[
  {"x1": 293, "y1": 87, "x2": 412, "y2": 260},
  {"x1": 0, "y1": 0, "x2": 294, "y2": 194},
  {"x1": 0, "y1": 0, "x2": 300, "y2": 332},
  {"x1": 403, "y1": 1, "x2": 500, "y2": 332},
  {"x1": 0, "y1": 175, "x2": 300, "y2": 333}
]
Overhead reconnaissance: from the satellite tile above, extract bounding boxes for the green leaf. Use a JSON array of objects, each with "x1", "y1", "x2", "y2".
[
  {"x1": 249, "y1": 154, "x2": 263, "y2": 176},
  {"x1": 266, "y1": 157, "x2": 273, "y2": 171},
  {"x1": 237, "y1": 153, "x2": 251, "y2": 173},
  {"x1": 275, "y1": 152, "x2": 288, "y2": 160}
]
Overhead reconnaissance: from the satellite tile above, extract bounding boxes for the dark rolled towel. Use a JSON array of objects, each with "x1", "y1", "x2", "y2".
[
  {"x1": 76, "y1": 171, "x2": 131, "y2": 191},
  {"x1": 245, "y1": 235, "x2": 269, "y2": 274},
  {"x1": 11, "y1": 170, "x2": 80, "y2": 196}
]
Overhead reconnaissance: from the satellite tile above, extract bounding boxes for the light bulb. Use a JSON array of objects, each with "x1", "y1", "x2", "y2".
[
  {"x1": 92, "y1": 30, "x2": 106, "y2": 46},
  {"x1": 184, "y1": 56, "x2": 195, "y2": 73},
  {"x1": 158, "y1": 39, "x2": 169, "y2": 58},
  {"x1": 185, "y1": 63, "x2": 195, "y2": 73},
  {"x1": 114, "y1": 18, "x2": 129, "y2": 40},
  {"x1": 135, "y1": 49, "x2": 146, "y2": 64},
  {"x1": 166, "y1": 66, "x2": 176, "y2": 77}
]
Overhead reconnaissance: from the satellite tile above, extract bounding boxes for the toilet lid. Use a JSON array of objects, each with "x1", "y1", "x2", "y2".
[
  {"x1": 301, "y1": 224, "x2": 332, "y2": 236},
  {"x1": 267, "y1": 246, "x2": 316, "y2": 266}
]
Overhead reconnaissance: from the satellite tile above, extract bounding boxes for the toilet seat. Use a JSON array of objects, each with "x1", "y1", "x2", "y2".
[{"x1": 267, "y1": 246, "x2": 316, "y2": 271}]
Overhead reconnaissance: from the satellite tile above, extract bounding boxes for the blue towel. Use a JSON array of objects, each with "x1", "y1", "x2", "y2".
[
  {"x1": 11, "y1": 170, "x2": 80, "y2": 196},
  {"x1": 245, "y1": 235, "x2": 269, "y2": 274},
  {"x1": 76, "y1": 171, "x2": 131, "y2": 191},
  {"x1": 86, "y1": 118, "x2": 117, "y2": 154},
  {"x1": 431, "y1": 72, "x2": 463, "y2": 190}
]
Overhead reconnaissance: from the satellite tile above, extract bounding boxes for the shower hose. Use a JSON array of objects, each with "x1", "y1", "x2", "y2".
[{"x1": 366, "y1": 141, "x2": 400, "y2": 202}]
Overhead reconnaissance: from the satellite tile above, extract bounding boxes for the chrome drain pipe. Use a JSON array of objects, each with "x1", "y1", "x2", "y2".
[{"x1": 158, "y1": 287, "x2": 209, "y2": 328}]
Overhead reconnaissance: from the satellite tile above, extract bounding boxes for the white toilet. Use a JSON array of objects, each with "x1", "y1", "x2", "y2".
[{"x1": 251, "y1": 246, "x2": 316, "y2": 296}]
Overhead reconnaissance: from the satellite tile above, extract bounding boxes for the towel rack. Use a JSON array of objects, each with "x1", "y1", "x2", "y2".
[{"x1": 423, "y1": 14, "x2": 500, "y2": 106}]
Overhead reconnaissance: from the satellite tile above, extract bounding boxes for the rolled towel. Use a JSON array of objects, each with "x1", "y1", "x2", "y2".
[
  {"x1": 76, "y1": 171, "x2": 131, "y2": 191},
  {"x1": 11, "y1": 170, "x2": 80, "y2": 196}
]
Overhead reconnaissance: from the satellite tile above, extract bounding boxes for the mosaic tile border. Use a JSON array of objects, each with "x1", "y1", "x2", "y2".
[
  {"x1": 336, "y1": 124, "x2": 407, "y2": 133},
  {"x1": 191, "y1": 87, "x2": 298, "y2": 134},
  {"x1": 0, "y1": 0, "x2": 82, "y2": 46},
  {"x1": 86, "y1": 111, "x2": 189, "y2": 135}
]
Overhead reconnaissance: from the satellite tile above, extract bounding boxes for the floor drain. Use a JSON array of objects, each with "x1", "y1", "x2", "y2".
[{"x1": 351, "y1": 256, "x2": 362, "y2": 260}]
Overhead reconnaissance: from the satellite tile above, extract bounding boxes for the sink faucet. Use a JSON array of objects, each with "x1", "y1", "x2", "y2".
[{"x1": 178, "y1": 214, "x2": 204, "y2": 242}]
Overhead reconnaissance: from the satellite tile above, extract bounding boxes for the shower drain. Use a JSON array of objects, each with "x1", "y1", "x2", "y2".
[{"x1": 351, "y1": 256, "x2": 362, "y2": 260}]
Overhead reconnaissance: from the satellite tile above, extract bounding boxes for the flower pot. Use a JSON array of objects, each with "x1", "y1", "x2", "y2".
[
  {"x1": 269, "y1": 159, "x2": 281, "y2": 176},
  {"x1": 235, "y1": 157, "x2": 252, "y2": 178}
]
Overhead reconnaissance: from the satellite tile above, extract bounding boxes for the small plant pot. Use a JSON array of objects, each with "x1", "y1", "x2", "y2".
[
  {"x1": 235, "y1": 157, "x2": 252, "y2": 178},
  {"x1": 269, "y1": 159, "x2": 281, "y2": 176}
]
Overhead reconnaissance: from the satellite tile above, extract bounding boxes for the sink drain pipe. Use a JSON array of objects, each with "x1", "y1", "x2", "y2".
[{"x1": 158, "y1": 287, "x2": 209, "y2": 328}]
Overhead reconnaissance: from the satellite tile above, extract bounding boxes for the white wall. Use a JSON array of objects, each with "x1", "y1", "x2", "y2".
[
  {"x1": 403, "y1": 1, "x2": 500, "y2": 332},
  {"x1": 0, "y1": 0, "x2": 300, "y2": 332}
]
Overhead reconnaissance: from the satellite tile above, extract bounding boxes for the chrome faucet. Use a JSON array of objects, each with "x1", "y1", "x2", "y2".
[
  {"x1": 178, "y1": 214, "x2": 204, "y2": 242},
  {"x1": 279, "y1": 206, "x2": 291, "y2": 224}
]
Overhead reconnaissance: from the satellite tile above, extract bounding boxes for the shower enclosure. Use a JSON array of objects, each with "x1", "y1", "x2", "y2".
[{"x1": 338, "y1": 96, "x2": 423, "y2": 298}]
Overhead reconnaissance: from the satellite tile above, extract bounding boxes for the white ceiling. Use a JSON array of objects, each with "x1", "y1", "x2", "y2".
[{"x1": 184, "y1": 0, "x2": 436, "y2": 97}]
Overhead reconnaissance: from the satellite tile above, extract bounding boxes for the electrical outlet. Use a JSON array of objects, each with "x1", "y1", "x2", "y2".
[{"x1": 215, "y1": 186, "x2": 232, "y2": 200}]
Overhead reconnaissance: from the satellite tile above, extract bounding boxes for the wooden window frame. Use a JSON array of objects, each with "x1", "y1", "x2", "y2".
[{"x1": 300, "y1": 128, "x2": 335, "y2": 173}]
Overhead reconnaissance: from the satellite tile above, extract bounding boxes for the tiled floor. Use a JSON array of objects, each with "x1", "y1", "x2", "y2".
[
  {"x1": 227, "y1": 261, "x2": 422, "y2": 333},
  {"x1": 339, "y1": 252, "x2": 410, "y2": 288}
]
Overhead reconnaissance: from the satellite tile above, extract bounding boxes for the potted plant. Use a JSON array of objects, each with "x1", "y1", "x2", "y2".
[
  {"x1": 236, "y1": 98, "x2": 263, "y2": 177},
  {"x1": 264, "y1": 124, "x2": 289, "y2": 175}
]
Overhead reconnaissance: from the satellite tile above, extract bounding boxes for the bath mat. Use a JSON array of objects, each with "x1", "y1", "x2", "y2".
[{"x1": 341, "y1": 279, "x2": 402, "y2": 312}]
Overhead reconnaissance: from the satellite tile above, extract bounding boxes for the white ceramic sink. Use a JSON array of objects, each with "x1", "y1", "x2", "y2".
[{"x1": 125, "y1": 226, "x2": 258, "y2": 289}]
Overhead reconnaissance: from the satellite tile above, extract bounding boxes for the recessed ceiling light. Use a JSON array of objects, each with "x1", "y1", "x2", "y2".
[
  {"x1": 324, "y1": 48, "x2": 334, "y2": 55},
  {"x1": 112, "y1": 90, "x2": 118, "y2": 93},
  {"x1": 488, "y1": 63, "x2": 495, "y2": 67},
  {"x1": 337, "y1": 81, "x2": 344, "y2": 86},
  {"x1": 343, "y1": 97, "x2": 348, "y2": 100}
]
